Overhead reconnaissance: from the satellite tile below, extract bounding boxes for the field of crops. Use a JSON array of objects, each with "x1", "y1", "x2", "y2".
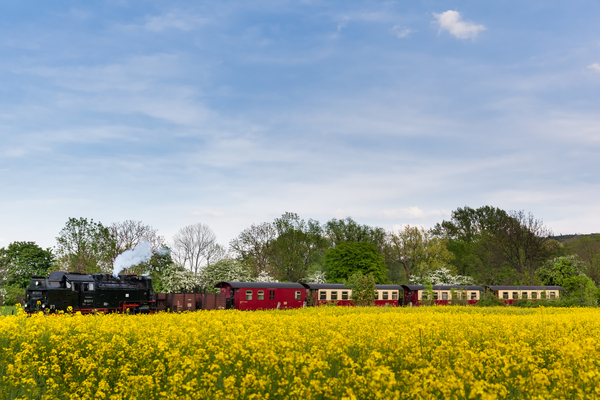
[{"x1": 1, "y1": 306, "x2": 600, "y2": 400}]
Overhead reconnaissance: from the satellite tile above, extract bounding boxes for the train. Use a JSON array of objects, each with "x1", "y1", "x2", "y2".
[{"x1": 23, "y1": 271, "x2": 565, "y2": 313}]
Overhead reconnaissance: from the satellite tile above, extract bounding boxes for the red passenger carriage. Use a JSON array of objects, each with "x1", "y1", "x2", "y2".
[{"x1": 215, "y1": 282, "x2": 306, "y2": 310}]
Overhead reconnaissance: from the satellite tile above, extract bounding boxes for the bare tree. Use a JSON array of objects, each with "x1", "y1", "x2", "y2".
[
  {"x1": 109, "y1": 220, "x2": 165, "y2": 263},
  {"x1": 229, "y1": 222, "x2": 276, "y2": 277},
  {"x1": 205, "y1": 243, "x2": 228, "y2": 268},
  {"x1": 171, "y1": 223, "x2": 221, "y2": 276}
]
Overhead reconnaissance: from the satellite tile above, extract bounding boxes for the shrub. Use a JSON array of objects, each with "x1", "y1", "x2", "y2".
[
  {"x1": 476, "y1": 291, "x2": 503, "y2": 307},
  {"x1": 0, "y1": 285, "x2": 26, "y2": 306}
]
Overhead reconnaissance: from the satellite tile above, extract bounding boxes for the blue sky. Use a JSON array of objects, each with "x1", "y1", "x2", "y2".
[{"x1": 1, "y1": 0, "x2": 599, "y2": 249}]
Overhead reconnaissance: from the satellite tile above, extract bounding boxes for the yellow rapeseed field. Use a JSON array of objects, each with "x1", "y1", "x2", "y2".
[{"x1": 1, "y1": 306, "x2": 600, "y2": 400}]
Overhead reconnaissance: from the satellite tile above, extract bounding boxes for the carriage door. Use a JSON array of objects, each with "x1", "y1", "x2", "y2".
[{"x1": 268, "y1": 289, "x2": 277, "y2": 309}]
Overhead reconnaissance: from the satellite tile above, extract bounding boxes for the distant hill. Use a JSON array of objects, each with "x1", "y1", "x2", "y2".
[{"x1": 551, "y1": 233, "x2": 600, "y2": 243}]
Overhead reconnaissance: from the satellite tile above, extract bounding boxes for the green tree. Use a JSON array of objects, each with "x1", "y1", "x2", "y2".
[
  {"x1": 434, "y1": 207, "x2": 560, "y2": 285},
  {"x1": 562, "y1": 275, "x2": 597, "y2": 307},
  {"x1": 495, "y1": 211, "x2": 560, "y2": 285},
  {"x1": 55, "y1": 217, "x2": 117, "y2": 273},
  {"x1": 563, "y1": 234, "x2": 600, "y2": 285},
  {"x1": 324, "y1": 217, "x2": 386, "y2": 251},
  {"x1": 385, "y1": 225, "x2": 454, "y2": 283},
  {"x1": 325, "y1": 242, "x2": 387, "y2": 284},
  {"x1": 0, "y1": 241, "x2": 55, "y2": 288},
  {"x1": 269, "y1": 212, "x2": 327, "y2": 282},
  {"x1": 345, "y1": 272, "x2": 376, "y2": 306},
  {"x1": 538, "y1": 256, "x2": 585, "y2": 287},
  {"x1": 432, "y1": 206, "x2": 510, "y2": 279}
]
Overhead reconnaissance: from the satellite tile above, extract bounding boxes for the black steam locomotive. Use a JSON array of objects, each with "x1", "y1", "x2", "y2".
[{"x1": 24, "y1": 271, "x2": 155, "y2": 314}]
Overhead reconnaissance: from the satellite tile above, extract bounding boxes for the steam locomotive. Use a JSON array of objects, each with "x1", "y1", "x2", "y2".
[{"x1": 24, "y1": 271, "x2": 154, "y2": 313}]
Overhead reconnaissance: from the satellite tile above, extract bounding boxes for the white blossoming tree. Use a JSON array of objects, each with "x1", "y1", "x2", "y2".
[
  {"x1": 254, "y1": 270, "x2": 278, "y2": 283},
  {"x1": 410, "y1": 267, "x2": 474, "y2": 286},
  {"x1": 159, "y1": 263, "x2": 200, "y2": 293},
  {"x1": 197, "y1": 258, "x2": 252, "y2": 293},
  {"x1": 304, "y1": 270, "x2": 327, "y2": 284}
]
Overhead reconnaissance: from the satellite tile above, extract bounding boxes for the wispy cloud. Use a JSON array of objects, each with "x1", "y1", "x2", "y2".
[
  {"x1": 336, "y1": 16, "x2": 349, "y2": 33},
  {"x1": 126, "y1": 11, "x2": 207, "y2": 32},
  {"x1": 379, "y1": 207, "x2": 448, "y2": 219},
  {"x1": 390, "y1": 25, "x2": 413, "y2": 39},
  {"x1": 433, "y1": 10, "x2": 485, "y2": 40},
  {"x1": 191, "y1": 210, "x2": 226, "y2": 217},
  {"x1": 588, "y1": 63, "x2": 600, "y2": 72}
]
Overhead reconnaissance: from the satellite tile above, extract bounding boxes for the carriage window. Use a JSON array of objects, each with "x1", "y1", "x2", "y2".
[
  {"x1": 392, "y1": 291, "x2": 398, "y2": 300},
  {"x1": 295, "y1": 291, "x2": 301, "y2": 300},
  {"x1": 320, "y1": 291, "x2": 327, "y2": 300},
  {"x1": 246, "y1": 290, "x2": 253, "y2": 301},
  {"x1": 550, "y1": 292, "x2": 556, "y2": 299},
  {"x1": 512, "y1": 292, "x2": 518, "y2": 300},
  {"x1": 503, "y1": 292, "x2": 509, "y2": 299},
  {"x1": 433, "y1": 292, "x2": 439, "y2": 300},
  {"x1": 442, "y1": 292, "x2": 448, "y2": 300},
  {"x1": 470, "y1": 292, "x2": 477, "y2": 300},
  {"x1": 257, "y1": 291, "x2": 265, "y2": 300},
  {"x1": 331, "y1": 291, "x2": 338, "y2": 300},
  {"x1": 522, "y1": 292, "x2": 528, "y2": 299},
  {"x1": 541, "y1": 291, "x2": 547, "y2": 299},
  {"x1": 269, "y1": 290, "x2": 275, "y2": 300},
  {"x1": 532, "y1": 292, "x2": 538, "y2": 299},
  {"x1": 461, "y1": 292, "x2": 467, "y2": 300},
  {"x1": 341, "y1": 291, "x2": 349, "y2": 300},
  {"x1": 374, "y1": 291, "x2": 379, "y2": 300},
  {"x1": 422, "y1": 292, "x2": 428, "y2": 300},
  {"x1": 88, "y1": 283, "x2": 94, "y2": 291},
  {"x1": 382, "y1": 291, "x2": 389, "y2": 300}
]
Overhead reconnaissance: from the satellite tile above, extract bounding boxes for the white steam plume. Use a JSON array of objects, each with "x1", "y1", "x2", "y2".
[
  {"x1": 113, "y1": 241, "x2": 153, "y2": 277},
  {"x1": 156, "y1": 246, "x2": 171, "y2": 256}
]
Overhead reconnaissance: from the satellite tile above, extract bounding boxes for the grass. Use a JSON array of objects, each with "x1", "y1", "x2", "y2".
[{"x1": 0, "y1": 306, "x2": 17, "y2": 316}]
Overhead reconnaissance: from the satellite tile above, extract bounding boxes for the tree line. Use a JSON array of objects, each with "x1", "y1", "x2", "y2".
[{"x1": 1, "y1": 206, "x2": 599, "y2": 305}]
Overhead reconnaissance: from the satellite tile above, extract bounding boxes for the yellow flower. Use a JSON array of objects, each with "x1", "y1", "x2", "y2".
[{"x1": 1, "y1": 306, "x2": 600, "y2": 399}]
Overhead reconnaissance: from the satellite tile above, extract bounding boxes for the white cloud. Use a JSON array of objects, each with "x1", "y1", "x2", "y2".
[
  {"x1": 433, "y1": 10, "x2": 485, "y2": 40},
  {"x1": 391, "y1": 25, "x2": 413, "y2": 39},
  {"x1": 588, "y1": 63, "x2": 600, "y2": 72}
]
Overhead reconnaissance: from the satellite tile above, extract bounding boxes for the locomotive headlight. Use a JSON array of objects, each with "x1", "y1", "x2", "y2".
[
  {"x1": 42, "y1": 304, "x2": 45, "y2": 308},
  {"x1": 35, "y1": 281, "x2": 40, "y2": 286}
]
